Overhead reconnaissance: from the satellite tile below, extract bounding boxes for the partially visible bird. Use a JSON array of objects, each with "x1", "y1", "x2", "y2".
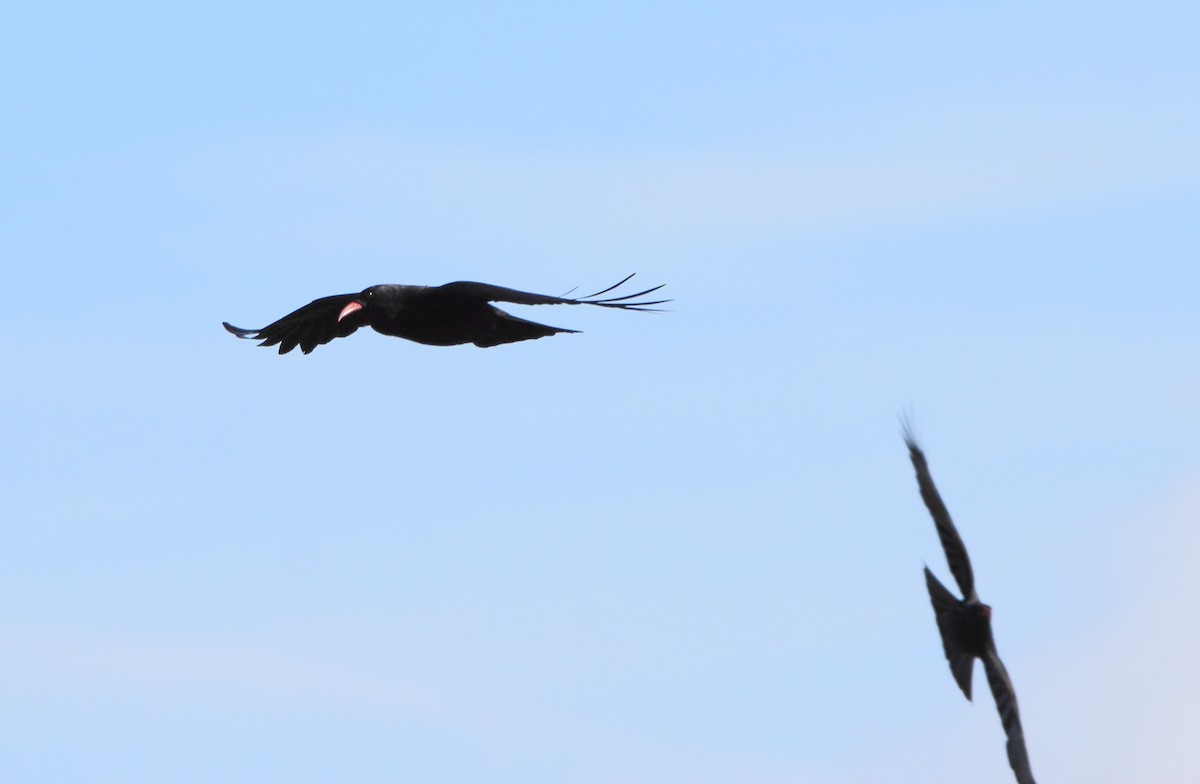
[
  {"x1": 223, "y1": 274, "x2": 668, "y2": 354},
  {"x1": 902, "y1": 424, "x2": 1038, "y2": 784}
]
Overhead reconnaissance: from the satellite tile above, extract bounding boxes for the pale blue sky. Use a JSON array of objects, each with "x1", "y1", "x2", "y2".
[{"x1": 4, "y1": 3, "x2": 1200, "y2": 782}]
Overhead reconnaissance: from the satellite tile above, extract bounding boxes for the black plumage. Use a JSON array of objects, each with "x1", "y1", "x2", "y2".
[
  {"x1": 223, "y1": 274, "x2": 667, "y2": 354},
  {"x1": 903, "y1": 425, "x2": 1037, "y2": 784}
]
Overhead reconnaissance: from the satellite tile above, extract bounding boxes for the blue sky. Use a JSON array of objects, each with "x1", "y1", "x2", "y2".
[{"x1": 4, "y1": 3, "x2": 1200, "y2": 782}]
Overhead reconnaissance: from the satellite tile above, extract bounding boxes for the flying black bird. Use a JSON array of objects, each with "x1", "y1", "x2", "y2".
[
  {"x1": 903, "y1": 425, "x2": 1037, "y2": 784},
  {"x1": 222, "y1": 274, "x2": 667, "y2": 354}
]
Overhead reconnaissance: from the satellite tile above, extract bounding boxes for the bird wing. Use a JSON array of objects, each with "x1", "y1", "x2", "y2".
[
  {"x1": 903, "y1": 425, "x2": 977, "y2": 602},
  {"x1": 223, "y1": 293, "x2": 367, "y2": 354},
  {"x1": 983, "y1": 648, "x2": 1037, "y2": 784},
  {"x1": 436, "y1": 274, "x2": 669, "y2": 311},
  {"x1": 924, "y1": 566, "x2": 976, "y2": 701}
]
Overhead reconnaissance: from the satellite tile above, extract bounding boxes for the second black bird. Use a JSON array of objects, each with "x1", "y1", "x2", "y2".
[{"x1": 903, "y1": 426, "x2": 1038, "y2": 784}]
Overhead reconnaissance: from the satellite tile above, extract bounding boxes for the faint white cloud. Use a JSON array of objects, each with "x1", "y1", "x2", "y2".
[
  {"x1": 171, "y1": 92, "x2": 1200, "y2": 248},
  {"x1": 0, "y1": 628, "x2": 451, "y2": 714},
  {"x1": 0, "y1": 627, "x2": 827, "y2": 783},
  {"x1": 1020, "y1": 477, "x2": 1200, "y2": 784}
]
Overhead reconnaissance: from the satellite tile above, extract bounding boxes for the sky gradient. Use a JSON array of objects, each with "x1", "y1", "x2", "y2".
[{"x1": 4, "y1": 3, "x2": 1200, "y2": 782}]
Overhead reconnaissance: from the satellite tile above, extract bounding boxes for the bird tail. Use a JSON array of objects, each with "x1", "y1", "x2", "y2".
[
  {"x1": 473, "y1": 309, "x2": 579, "y2": 348},
  {"x1": 924, "y1": 566, "x2": 976, "y2": 701}
]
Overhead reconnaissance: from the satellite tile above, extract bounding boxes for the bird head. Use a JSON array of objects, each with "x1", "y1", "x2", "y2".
[
  {"x1": 340, "y1": 285, "x2": 412, "y2": 320},
  {"x1": 338, "y1": 286, "x2": 390, "y2": 322}
]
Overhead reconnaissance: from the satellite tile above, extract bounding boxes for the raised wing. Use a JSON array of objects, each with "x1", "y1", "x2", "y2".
[
  {"x1": 223, "y1": 293, "x2": 367, "y2": 354},
  {"x1": 437, "y1": 273, "x2": 669, "y2": 311},
  {"x1": 903, "y1": 423, "x2": 977, "y2": 602},
  {"x1": 983, "y1": 649, "x2": 1037, "y2": 784}
]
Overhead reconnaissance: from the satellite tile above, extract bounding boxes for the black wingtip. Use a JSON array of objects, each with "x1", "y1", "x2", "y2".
[
  {"x1": 577, "y1": 274, "x2": 671, "y2": 311},
  {"x1": 579, "y1": 272, "x2": 638, "y2": 299},
  {"x1": 223, "y1": 322, "x2": 259, "y2": 339},
  {"x1": 899, "y1": 409, "x2": 921, "y2": 453}
]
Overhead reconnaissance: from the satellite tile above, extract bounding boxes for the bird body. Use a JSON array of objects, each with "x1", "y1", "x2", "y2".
[
  {"x1": 903, "y1": 427, "x2": 1037, "y2": 784},
  {"x1": 223, "y1": 275, "x2": 666, "y2": 354},
  {"x1": 352, "y1": 284, "x2": 570, "y2": 347},
  {"x1": 923, "y1": 566, "x2": 994, "y2": 700}
]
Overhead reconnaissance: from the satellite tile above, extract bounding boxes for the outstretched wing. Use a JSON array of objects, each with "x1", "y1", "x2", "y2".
[
  {"x1": 903, "y1": 423, "x2": 977, "y2": 602},
  {"x1": 437, "y1": 273, "x2": 669, "y2": 311},
  {"x1": 983, "y1": 649, "x2": 1037, "y2": 784},
  {"x1": 223, "y1": 293, "x2": 367, "y2": 354}
]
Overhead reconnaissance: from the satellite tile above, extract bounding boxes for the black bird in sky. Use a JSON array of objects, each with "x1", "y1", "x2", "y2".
[
  {"x1": 223, "y1": 274, "x2": 667, "y2": 354},
  {"x1": 902, "y1": 426, "x2": 1037, "y2": 784}
]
